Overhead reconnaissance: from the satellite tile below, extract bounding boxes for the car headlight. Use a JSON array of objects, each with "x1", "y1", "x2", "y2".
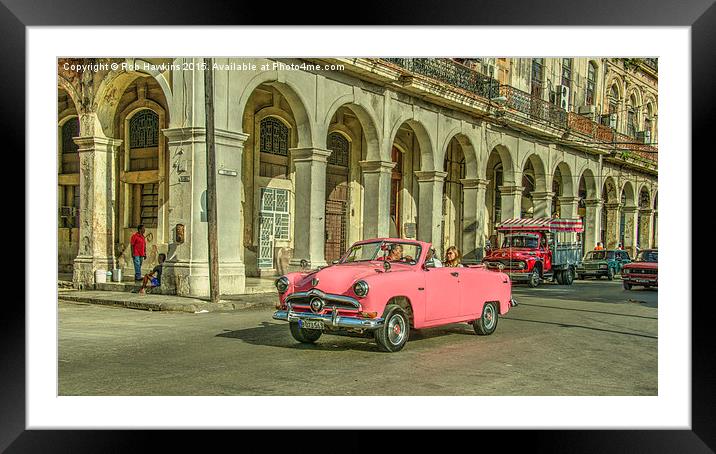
[
  {"x1": 353, "y1": 280, "x2": 369, "y2": 297},
  {"x1": 275, "y1": 276, "x2": 289, "y2": 294}
]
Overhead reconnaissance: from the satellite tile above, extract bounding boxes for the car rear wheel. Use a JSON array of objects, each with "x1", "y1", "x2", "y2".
[
  {"x1": 374, "y1": 304, "x2": 410, "y2": 352},
  {"x1": 474, "y1": 301, "x2": 499, "y2": 335},
  {"x1": 289, "y1": 322, "x2": 322, "y2": 344},
  {"x1": 623, "y1": 281, "x2": 632, "y2": 290}
]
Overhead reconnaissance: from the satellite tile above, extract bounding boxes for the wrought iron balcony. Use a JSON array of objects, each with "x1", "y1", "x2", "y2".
[
  {"x1": 383, "y1": 58, "x2": 500, "y2": 100},
  {"x1": 567, "y1": 112, "x2": 657, "y2": 164},
  {"x1": 498, "y1": 85, "x2": 568, "y2": 129}
]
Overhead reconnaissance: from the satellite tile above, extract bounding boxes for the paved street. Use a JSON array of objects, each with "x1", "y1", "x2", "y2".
[{"x1": 58, "y1": 278, "x2": 657, "y2": 396}]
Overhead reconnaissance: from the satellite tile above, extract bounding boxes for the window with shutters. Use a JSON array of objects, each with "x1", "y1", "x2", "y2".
[
  {"x1": 259, "y1": 117, "x2": 289, "y2": 178},
  {"x1": 586, "y1": 62, "x2": 597, "y2": 105},
  {"x1": 129, "y1": 109, "x2": 159, "y2": 171},
  {"x1": 327, "y1": 132, "x2": 349, "y2": 167},
  {"x1": 259, "y1": 187, "x2": 290, "y2": 240},
  {"x1": 531, "y1": 58, "x2": 544, "y2": 99}
]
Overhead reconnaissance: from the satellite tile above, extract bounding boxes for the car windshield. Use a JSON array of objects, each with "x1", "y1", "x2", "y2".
[
  {"x1": 635, "y1": 250, "x2": 658, "y2": 262},
  {"x1": 585, "y1": 251, "x2": 615, "y2": 260},
  {"x1": 502, "y1": 235, "x2": 539, "y2": 249},
  {"x1": 341, "y1": 241, "x2": 422, "y2": 264}
]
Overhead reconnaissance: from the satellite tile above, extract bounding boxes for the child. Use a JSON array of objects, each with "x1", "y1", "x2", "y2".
[{"x1": 138, "y1": 253, "x2": 166, "y2": 294}]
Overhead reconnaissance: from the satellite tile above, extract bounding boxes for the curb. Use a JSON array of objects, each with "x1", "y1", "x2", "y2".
[{"x1": 58, "y1": 292, "x2": 277, "y2": 313}]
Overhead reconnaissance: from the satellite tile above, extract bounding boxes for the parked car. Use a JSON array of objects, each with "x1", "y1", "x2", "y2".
[
  {"x1": 272, "y1": 238, "x2": 517, "y2": 352},
  {"x1": 482, "y1": 218, "x2": 583, "y2": 288},
  {"x1": 621, "y1": 249, "x2": 658, "y2": 290},
  {"x1": 576, "y1": 249, "x2": 631, "y2": 280}
]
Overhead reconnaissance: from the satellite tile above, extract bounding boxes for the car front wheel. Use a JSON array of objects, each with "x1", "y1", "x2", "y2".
[
  {"x1": 474, "y1": 301, "x2": 499, "y2": 335},
  {"x1": 289, "y1": 322, "x2": 322, "y2": 344},
  {"x1": 528, "y1": 268, "x2": 540, "y2": 288},
  {"x1": 374, "y1": 304, "x2": 410, "y2": 352}
]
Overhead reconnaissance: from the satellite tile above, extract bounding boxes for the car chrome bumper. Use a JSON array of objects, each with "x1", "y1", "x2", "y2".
[{"x1": 272, "y1": 309, "x2": 385, "y2": 330}]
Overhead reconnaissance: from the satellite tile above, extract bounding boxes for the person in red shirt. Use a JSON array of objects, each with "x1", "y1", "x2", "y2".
[{"x1": 130, "y1": 225, "x2": 147, "y2": 280}]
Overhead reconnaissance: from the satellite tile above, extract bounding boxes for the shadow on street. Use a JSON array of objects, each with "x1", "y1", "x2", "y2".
[{"x1": 216, "y1": 320, "x2": 481, "y2": 352}]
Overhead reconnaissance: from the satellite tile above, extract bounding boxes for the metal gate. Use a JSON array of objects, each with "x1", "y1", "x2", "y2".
[{"x1": 258, "y1": 187, "x2": 289, "y2": 270}]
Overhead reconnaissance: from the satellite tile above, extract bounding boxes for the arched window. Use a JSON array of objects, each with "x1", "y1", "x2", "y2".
[
  {"x1": 129, "y1": 109, "x2": 159, "y2": 170},
  {"x1": 327, "y1": 132, "x2": 349, "y2": 167},
  {"x1": 586, "y1": 62, "x2": 597, "y2": 105},
  {"x1": 61, "y1": 117, "x2": 80, "y2": 174},
  {"x1": 259, "y1": 117, "x2": 289, "y2": 178}
]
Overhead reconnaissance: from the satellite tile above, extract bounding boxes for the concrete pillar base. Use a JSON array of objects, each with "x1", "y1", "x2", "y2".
[{"x1": 162, "y1": 260, "x2": 246, "y2": 298}]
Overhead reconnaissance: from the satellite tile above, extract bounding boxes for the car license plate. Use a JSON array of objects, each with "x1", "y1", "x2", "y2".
[
  {"x1": 634, "y1": 279, "x2": 650, "y2": 283},
  {"x1": 299, "y1": 319, "x2": 324, "y2": 330}
]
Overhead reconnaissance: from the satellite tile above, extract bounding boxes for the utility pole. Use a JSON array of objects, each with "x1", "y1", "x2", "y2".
[{"x1": 204, "y1": 58, "x2": 220, "y2": 304}]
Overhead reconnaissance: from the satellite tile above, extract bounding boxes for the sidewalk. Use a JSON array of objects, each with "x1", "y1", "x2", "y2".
[{"x1": 58, "y1": 286, "x2": 279, "y2": 313}]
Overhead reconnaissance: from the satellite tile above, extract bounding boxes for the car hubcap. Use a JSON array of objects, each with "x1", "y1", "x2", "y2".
[
  {"x1": 388, "y1": 315, "x2": 406, "y2": 345},
  {"x1": 484, "y1": 306, "x2": 495, "y2": 329}
]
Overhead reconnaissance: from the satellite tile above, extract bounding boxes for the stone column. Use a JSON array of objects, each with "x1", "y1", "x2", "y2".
[
  {"x1": 584, "y1": 199, "x2": 603, "y2": 252},
  {"x1": 161, "y1": 127, "x2": 248, "y2": 297},
  {"x1": 557, "y1": 196, "x2": 580, "y2": 219},
  {"x1": 531, "y1": 191, "x2": 555, "y2": 218},
  {"x1": 653, "y1": 210, "x2": 658, "y2": 247},
  {"x1": 72, "y1": 136, "x2": 122, "y2": 287},
  {"x1": 289, "y1": 147, "x2": 332, "y2": 269},
  {"x1": 359, "y1": 160, "x2": 395, "y2": 239},
  {"x1": 415, "y1": 170, "x2": 447, "y2": 253},
  {"x1": 498, "y1": 185, "x2": 524, "y2": 221},
  {"x1": 639, "y1": 208, "x2": 654, "y2": 250},
  {"x1": 603, "y1": 203, "x2": 621, "y2": 250},
  {"x1": 460, "y1": 178, "x2": 489, "y2": 263},
  {"x1": 622, "y1": 206, "x2": 639, "y2": 257}
]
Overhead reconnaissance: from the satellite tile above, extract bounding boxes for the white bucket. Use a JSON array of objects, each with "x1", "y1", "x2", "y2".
[
  {"x1": 95, "y1": 269, "x2": 107, "y2": 284},
  {"x1": 112, "y1": 268, "x2": 122, "y2": 282}
]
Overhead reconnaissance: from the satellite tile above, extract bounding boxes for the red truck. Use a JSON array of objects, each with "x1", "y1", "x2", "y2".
[{"x1": 482, "y1": 218, "x2": 584, "y2": 288}]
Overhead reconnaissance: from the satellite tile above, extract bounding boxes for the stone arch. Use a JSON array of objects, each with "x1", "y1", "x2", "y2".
[
  {"x1": 604, "y1": 72, "x2": 625, "y2": 100},
  {"x1": 441, "y1": 131, "x2": 479, "y2": 180},
  {"x1": 621, "y1": 180, "x2": 636, "y2": 207},
  {"x1": 487, "y1": 144, "x2": 516, "y2": 185},
  {"x1": 236, "y1": 70, "x2": 315, "y2": 148},
  {"x1": 553, "y1": 161, "x2": 575, "y2": 198},
  {"x1": 95, "y1": 68, "x2": 171, "y2": 138},
  {"x1": 602, "y1": 176, "x2": 619, "y2": 204},
  {"x1": 322, "y1": 101, "x2": 381, "y2": 162},
  {"x1": 520, "y1": 153, "x2": 549, "y2": 193},
  {"x1": 638, "y1": 185, "x2": 652, "y2": 208},
  {"x1": 578, "y1": 168, "x2": 599, "y2": 200},
  {"x1": 387, "y1": 117, "x2": 435, "y2": 172}
]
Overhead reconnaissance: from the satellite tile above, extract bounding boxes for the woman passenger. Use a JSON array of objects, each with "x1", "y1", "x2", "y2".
[{"x1": 444, "y1": 246, "x2": 463, "y2": 267}]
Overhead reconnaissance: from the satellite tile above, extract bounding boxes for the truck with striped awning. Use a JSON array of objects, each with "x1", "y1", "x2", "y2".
[{"x1": 482, "y1": 218, "x2": 584, "y2": 288}]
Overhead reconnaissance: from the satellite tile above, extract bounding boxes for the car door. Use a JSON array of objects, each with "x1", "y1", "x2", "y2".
[{"x1": 423, "y1": 267, "x2": 461, "y2": 322}]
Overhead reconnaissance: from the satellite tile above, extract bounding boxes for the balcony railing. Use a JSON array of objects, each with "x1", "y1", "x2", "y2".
[
  {"x1": 383, "y1": 58, "x2": 499, "y2": 100},
  {"x1": 380, "y1": 58, "x2": 656, "y2": 166},
  {"x1": 499, "y1": 85, "x2": 568, "y2": 129},
  {"x1": 567, "y1": 112, "x2": 657, "y2": 163}
]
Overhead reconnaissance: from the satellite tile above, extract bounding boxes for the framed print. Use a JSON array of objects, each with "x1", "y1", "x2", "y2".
[{"x1": 11, "y1": 0, "x2": 710, "y2": 450}]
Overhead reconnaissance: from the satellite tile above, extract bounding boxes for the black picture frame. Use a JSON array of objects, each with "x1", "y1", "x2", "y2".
[{"x1": 10, "y1": 0, "x2": 708, "y2": 450}]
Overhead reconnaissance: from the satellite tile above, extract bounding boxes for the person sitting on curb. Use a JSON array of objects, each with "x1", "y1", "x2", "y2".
[{"x1": 139, "y1": 253, "x2": 166, "y2": 294}]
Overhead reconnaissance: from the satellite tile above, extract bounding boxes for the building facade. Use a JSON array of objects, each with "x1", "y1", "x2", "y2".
[{"x1": 57, "y1": 57, "x2": 658, "y2": 297}]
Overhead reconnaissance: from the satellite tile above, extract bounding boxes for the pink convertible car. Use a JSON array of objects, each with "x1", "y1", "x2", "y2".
[{"x1": 272, "y1": 238, "x2": 517, "y2": 352}]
